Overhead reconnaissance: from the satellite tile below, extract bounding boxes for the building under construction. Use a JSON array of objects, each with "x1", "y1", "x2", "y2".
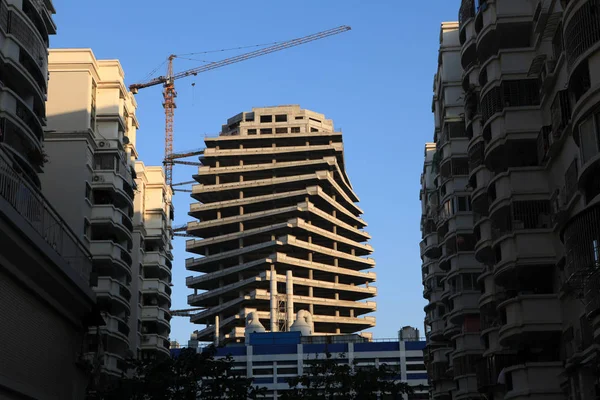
[{"x1": 185, "y1": 105, "x2": 376, "y2": 343}]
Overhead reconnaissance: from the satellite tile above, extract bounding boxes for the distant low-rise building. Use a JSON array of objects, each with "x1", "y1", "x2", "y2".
[{"x1": 174, "y1": 325, "x2": 428, "y2": 400}]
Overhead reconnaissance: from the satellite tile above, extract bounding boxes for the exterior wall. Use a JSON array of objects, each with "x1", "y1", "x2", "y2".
[
  {"x1": 0, "y1": 268, "x2": 89, "y2": 400},
  {"x1": 423, "y1": 1, "x2": 600, "y2": 399},
  {"x1": 186, "y1": 105, "x2": 376, "y2": 344},
  {"x1": 0, "y1": 2, "x2": 98, "y2": 399},
  {"x1": 134, "y1": 162, "x2": 173, "y2": 358},
  {"x1": 40, "y1": 138, "x2": 93, "y2": 241},
  {"x1": 42, "y1": 49, "x2": 173, "y2": 382},
  {"x1": 0, "y1": 0, "x2": 56, "y2": 188},
  {"x1": 175, "y1": 333, "x2": 429, "y2": 400}
]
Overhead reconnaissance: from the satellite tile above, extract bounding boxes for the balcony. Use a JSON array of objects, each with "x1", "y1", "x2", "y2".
[
  {"x1": 420, "y1": 232, "x2": 441, "y2": 259},
  {"x1": 438, "y1": 176, "x2": 469, "y2": 202},
  {"x1": 481, "y1": 80, "x2": 541, "y2": 132},
  {"x1": 143, "y1": 278, "x2": 172, "y2": 298},
  {"x1": 488, "y1": 168, "x2": 548, "y2": 213},
  {"x1": 440, "y1": 137, "x2": 468, "y2": 161},
  {"x1": 474, "y1": 218, "x2": 494, "y2": 264},
  {"x1": 91, "y1": 205, "x2": 133, "y2": 238},
  {"x1": 477, "y1": 354, "x2": 520, "y2": 393},
  {"x1": 140, "y1": 333, "x2": 170, "y2": 357},
  {"x1": 562, "y1": 203, "x2": 600, "y2": 301},
  {"x1": 430, "y1": 317, "x2": 446, "y2": 342},
  {"x1": 3, "y1": 8, "x2": 48, "y2": 93},
  {"x1": 453, "y1": 376, "x2": 479, "y2": 400},
  {"x1": 478, "y1": 269, "x2": 497, "y2": 308},
  {"x1": 453, "y1": 331, "x2": 484, "y2": 354},
  {"x1": 479, "y1": 51, "x2": 536, "y2": 91},
  {"x1": 493, "y1": 230, "x2": 556, "y2": 278},
  {"x1": 564, "y1": 0, "x2": 600, "y2": 70},
  {"x1": 498, "y1": 294, "x2": 561, "y2": 346},
  {"x1": 91, "y1": 170, "x2": 134, "y2": 202},
  {"x1": 101, "y1": 314, "x2": 130, "y2": 343},
  {"x1": 0, "y1": 150, "x2": 93, "y2": 288},
  {"x1": 0, "y1": 85, "x2": 43, "y2": 143},
  {"x1": 141, "y1": 306, "x2": 171, "y2": 326},
  {"x1": 96, "y1": 277, "x2": 131, "y2": 309},
  {"x1": 90, "y1": 240, "x2": 132, "y2": 272},
  {"x1": 449, "y1": 252, "x2": 479, "y2": 274},
  {"x1": 143, "y1": 251, "x2": 172, "y2": 274},
  {"x1": 448, "y1": 291, "x2": 481, "y2": 323},
  {"x1": 431, "y1": 346, "x2": 452, "y2": 364},
  {"x1": 504, "y1": 362, "x2": 563, "y2": 400}
]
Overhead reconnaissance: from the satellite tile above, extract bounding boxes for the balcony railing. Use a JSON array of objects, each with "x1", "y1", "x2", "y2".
[
  {"x1": 459, "y1": 0, "x2": 475, "y2": 27},
  {"x1": 550, "y1": 90, "x2": 571, "y2": 140},
  {"x1": 477, "y1": 354, "x2": 520, "y2": 392},
  {"x1": 564, "y1": 0, "x2": 600, "y2": 69},
  {"x1": 562, "y1": 204, "x2": 600, "y2": 293},
  {"x1": 0, "y1": 150, "x2": 92, "y2": 283}
]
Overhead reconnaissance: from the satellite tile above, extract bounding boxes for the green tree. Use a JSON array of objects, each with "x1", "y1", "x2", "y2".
[
  {"x1": 93, "y1": 347, "x2": 266, "y2": 400},
  {"x1": 281, "y1": 352, "x2": 414, "y2": 400}
]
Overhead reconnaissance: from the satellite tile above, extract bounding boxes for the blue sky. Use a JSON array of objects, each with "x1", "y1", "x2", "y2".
[{"x1": 52, "y1": 0, "x2": 460, "y2": 343}]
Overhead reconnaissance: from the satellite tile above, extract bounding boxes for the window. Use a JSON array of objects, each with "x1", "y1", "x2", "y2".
[
  {"x1": 406, "y1": 363, "x2": 425, "y2": 371},
  {"x1": 564, "y1": 159, "x2": 579, "y2": 202},
  {"x1": 275, "y1": 127, "x2": 288, "y2": 134},
  {"x1": 245, "y1": 112, "x2": 254, "y2": 122},
  {"x1": 260, "y1": 115, "x2": 272, "y2": 123},
  {"x1": 247, "y1": 129, "x2": 257, "y2": 135},
  {"x1": 309, "y1": 117, "x2": 321, "y2": 123},
  {"x1": 579, "y1": 115, "x2": 599, "y2": 164},
  {"x1": 295, "y1": 116, "x2": 304, "y2": 120},
  {"x1": 291, "y1": 127, "x2": 300, "y2": 133},
  {"x1": 552, "y1": 22, "x2": 563, "y2": 59},
  {"x1": 85, "y1": 182, "x2": 91, "y2": 200},
  {"x1": 570, "y1": 61, "x2": 591, "y2": 103},
  {"x1": 90, "y1": 81, "x2": 97, "y2": 131},
  {"x1": 94, "y1": 154, "x2": 117, "y2": 170},
  {"x1": 260, "y1": 128, "x2": 272, "y2": 134},
  {"x1": 275, "y1": 114, "x2": 287, "y2": 122},
  {"x1": 457, "y1": 196, "x2": 472, "y2": 212},
  {"x1": 84, "y1": 219, "x2": 91, "y2": 238},
  {"x1": 310, "y1": 127, "x2": 318, "y2": 132}
]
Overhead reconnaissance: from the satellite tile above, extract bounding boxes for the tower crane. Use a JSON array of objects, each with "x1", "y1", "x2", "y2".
[{"x1": 129, "y1": 25, "x2": 351, "y2": 189}]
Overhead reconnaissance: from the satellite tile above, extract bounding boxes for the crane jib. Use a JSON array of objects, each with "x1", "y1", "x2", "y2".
[{"x1": 127, "y1": 25, "x2": 351, "y2": 188}]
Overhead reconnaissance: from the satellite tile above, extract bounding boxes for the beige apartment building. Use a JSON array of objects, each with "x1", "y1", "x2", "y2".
[
  {"x1": 421, "y1": 0, "x2": 600, "y2": 399},
  {"x1": 0, "y1": 1, "x2": 102, "y2": 399},
  {"x1": 186, "y1": 105, "x2": 376, "y2": 344},
  {"x1": 41, "y1": 49, "x2": 173, "y2": 383}
]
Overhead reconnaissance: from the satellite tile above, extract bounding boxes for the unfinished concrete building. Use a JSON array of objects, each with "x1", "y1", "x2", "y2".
[
  {"x1": 186, "y1": 105, "x2": 376, "y2": 343},
  {"x1": 422, "y1": 0, "x2": 600, "y2": 399}
]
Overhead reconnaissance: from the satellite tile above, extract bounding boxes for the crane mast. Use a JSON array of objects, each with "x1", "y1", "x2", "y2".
[
  {"x1": 163, "y1": 55, "x2": 176, "y2": 190},
  {"x1": 129, "y1": 26, "x2": 351, "y2": 188}
]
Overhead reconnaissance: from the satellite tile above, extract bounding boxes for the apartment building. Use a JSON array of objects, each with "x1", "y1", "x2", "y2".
[
  {"x1": 0, "y1": 1, "x2": 102, "y2": 399},
  {"x1": 176, "y1": 326, "x2": 428, "y2": 400},
  {"x1": 133, "y1": 161, "x2": 174, "y2": 358},
  {"x1": 421, "y1": 21, "x2": 484, "y2": 400},
  {"x1": 41, "y1": 49, "x2": 173, "y2": 382},
  {"x1": 186, "y1": 105, "x2": 376, "y2": 344},
  {"x1": 421, "y1": 0, "x2": 600, "y2": 399}
]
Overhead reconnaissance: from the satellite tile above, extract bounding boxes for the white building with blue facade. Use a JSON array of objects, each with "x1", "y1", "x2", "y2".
[{"x1": 172, "y1": 329, "x2": 428, "y2": 399}]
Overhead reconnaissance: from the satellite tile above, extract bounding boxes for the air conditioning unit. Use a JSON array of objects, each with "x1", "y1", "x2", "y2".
[
  {"x1": 92, "y1": 175, "x2": 105, "y2": 183},
  {"x1": 98, "y1": 141, "x2": 110, "y2": 148}
]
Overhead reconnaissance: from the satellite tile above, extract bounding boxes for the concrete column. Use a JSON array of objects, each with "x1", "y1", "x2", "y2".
[
  {"x1": 270, "y1": 266, "x2": 278, "y2": 332},
  {"x1": 286, "y1": 270, "x2": 294, "y2": 330},
  {"x1": 215, "y1": 315, "x2": 220, "y2": 347}
]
